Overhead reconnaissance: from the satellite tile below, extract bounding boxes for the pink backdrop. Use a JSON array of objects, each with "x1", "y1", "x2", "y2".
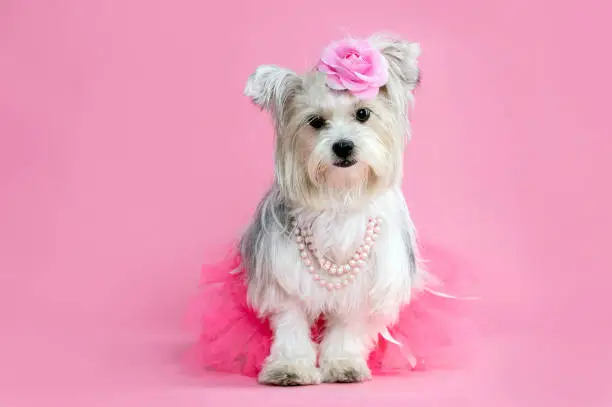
[{"x1": 1, "y1": 0, "x2": 611, "y2": 406}]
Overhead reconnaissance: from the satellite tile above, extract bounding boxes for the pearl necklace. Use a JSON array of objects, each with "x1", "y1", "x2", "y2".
[{"x1": 292, "y1": 217, "x2": 382, "y2": 291}]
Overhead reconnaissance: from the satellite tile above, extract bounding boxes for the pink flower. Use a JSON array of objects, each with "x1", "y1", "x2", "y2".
[{"x1": 316, "y1": 38, "x2": 389, "y2": 100}]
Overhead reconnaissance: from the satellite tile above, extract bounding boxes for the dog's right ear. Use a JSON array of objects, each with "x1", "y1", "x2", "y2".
[{"x1": 244, "y1": 65, "x2": 302, "y2": 124}]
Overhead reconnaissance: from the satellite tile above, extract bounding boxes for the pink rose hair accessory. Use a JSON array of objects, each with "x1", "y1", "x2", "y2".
[{"x1": 316, "y1": 38, "x2": 390, "y2": 100}]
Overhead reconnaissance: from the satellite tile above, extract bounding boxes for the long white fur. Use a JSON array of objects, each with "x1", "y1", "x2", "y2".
[{"x1": 241, "y1": 33, "x2": 423, "y2": 385}]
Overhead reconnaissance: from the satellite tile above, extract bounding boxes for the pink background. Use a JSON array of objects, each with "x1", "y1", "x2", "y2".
[{"x1": 1, "y1": 0, "x2": 611, "y2": 406}]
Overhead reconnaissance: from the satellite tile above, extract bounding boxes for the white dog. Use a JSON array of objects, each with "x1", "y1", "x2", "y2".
[{"x1": 241, "y1": 33, "x2": 425, "y2": 385}]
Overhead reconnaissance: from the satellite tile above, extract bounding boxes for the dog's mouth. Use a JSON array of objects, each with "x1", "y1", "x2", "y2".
[{"x1": 333, "y1": 159, "x2": 357, "y2": 168}]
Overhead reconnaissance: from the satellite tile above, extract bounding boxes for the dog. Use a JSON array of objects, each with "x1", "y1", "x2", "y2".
[{"x1": 240, "y1": 33, "x2": 424, "y2": 385}]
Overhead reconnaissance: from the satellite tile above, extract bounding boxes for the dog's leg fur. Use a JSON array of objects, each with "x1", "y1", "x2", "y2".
[
  {"x1": 319, "y1": 315, "x2": 373, "y2": 383},
  {"x1": 258, "y1": 303, "x2": 321, "y2": 386}
]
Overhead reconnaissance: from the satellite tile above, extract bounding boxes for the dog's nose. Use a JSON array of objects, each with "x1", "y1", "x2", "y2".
[{"x1": 332, "y1": 140, "x2": 355, "y2": 159}]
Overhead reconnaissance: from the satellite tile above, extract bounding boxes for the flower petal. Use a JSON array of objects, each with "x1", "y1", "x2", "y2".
[
  {"x1": 339, "y1": 75, "x2": 368, "y2": 91},
  {"x1": 320, "y1": 42, "x2": 343, "y2": 67},
  {"x1": 352, "y1": 86, "x2": 379, "y2": 100},
  {"x1": 326, "y1": 73, "x2": 346, "y2": 90},
  {"x1": 316, "y1": 61, "x2": 335, "y2": 74}
]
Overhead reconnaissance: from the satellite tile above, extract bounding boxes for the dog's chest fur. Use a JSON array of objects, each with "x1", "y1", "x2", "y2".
[{"x1": 243, "y1": 187, "x2": 416, "y2": 322}]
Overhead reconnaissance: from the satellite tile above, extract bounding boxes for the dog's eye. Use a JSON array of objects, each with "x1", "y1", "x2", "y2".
[
  {"x1": 308, "y1": 116, "x2": 326, "y2": 129},
  {"x1": 355, "y1": 108, "x2": 370, "y2": 123}
]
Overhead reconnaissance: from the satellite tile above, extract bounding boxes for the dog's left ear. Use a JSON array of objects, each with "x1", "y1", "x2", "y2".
[
  {"x1": 244, "y1": 65, "x2": 302, "y2": 126},
  {"x1": 369, "y1": 34, "x2": 421, "y2": 91}
]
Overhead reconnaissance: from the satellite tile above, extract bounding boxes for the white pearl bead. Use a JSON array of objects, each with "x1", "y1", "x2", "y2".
[
  {"x1": 359, "y1": 252, "x2": 368, "y2": 260},
  {"x1": 351, "y1": 267, "x2": 360, "y2": 274},
  {"x1": 357, "y1": 259, "x2": 366, "y2": 265},
  {"x1": 307, "y1": 266, "x2": 314, "y2": 273},
  {"x1": 353, "y1": 253, "x2": 360, "y2": 260},
  {"x1": 365, "y1": 236, "x2": 373, "y2": 244},
  {"x1": 323, "y1": 262, "x2": 331, "y2": 271},
  {"x1": 344, "y1": 264, "x2": 351, "y2": 272},
  {"x1": 375, "y1": 217, "x2": 382, "y2": 225},
  {"x1": 296, "y1": 236, "x2": 304, "y2": 243},
  {"x1": 300, "y1": 251, "x2": 308, "y2": 258},
  {"x1": 326, "y1": 282, "x2": 334, "y2": 290},
  {"x1": 366, "y1": 229, "x2": 374, "y2": 236},
  {"x1": 363, "y1": 244, "x2": 371, "y2": 252},
  {"x1": 304, "y1": 258, "x2": 311, "y2": 266},
  {"x1": 374, "y1": 226, "x2": 381, "y2": 234},
  {"x1": 314, "y1": 274, "x2": 320, "y2": 280},
  {"x1": 342, "y1": 279, "x2": 350, "y2": 286},
  {"x1": 335, "y1": 283, "x2": 342, "y2": 289},
  {"x1": 349, "y1": 259, "x2": 356, "y2": 266},
  {"x1": 298, "y1": 243, "x2": 305, "y2": 250}
]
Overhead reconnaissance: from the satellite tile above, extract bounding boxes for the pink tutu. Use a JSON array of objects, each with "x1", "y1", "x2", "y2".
[{"x1": 190, "y1": 244, "x2": 477, "y2": 377}]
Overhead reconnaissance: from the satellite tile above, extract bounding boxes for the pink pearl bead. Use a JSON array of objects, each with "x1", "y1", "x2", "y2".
[
  {"x1": 353, "y1": 254, "x2": 360, "y2": 260},
  {"x1": 349, "y1": 259, "x2": 356, "y2": 266},
  {"x1": 365, "y1": 236, "x2": 373, "y2": 244},
  {"x1": 304, "y1": 258, "x2": 311, "y2": 266},
  {"x1": 351, "y1": 267, "x2": 360, "y2": 274},
  {"x1": 300, "y1": 251, "x2": 308, "y2": 258},
  {"x1": 357, "y1": 259, "x2": 366, "y2": 265},
  {"x1": 296, "y1": 236, "x2": 304, "y2": 243},
  {"x1": 359, "y1": 252, "x2": 368, "y2": 260},
  {"x1": 326, "y1": 282, "x2": 334, "y2": 290},
  {"x1": 375, "y1": 217, "x2": 382, "y2": 225},
  {"x1": 323, "y1": 262, "x2": 331, "y2": 270},
  {"x1": 307, "y1": 266, "x2": 314, "y2": 273},
  {"x1": 335, "y1": 283, "x2": 342, "y2": 289},
  {"x1": 366, "y1": 229, "x2": 374, "y2": 236},
  {"x1": 298, "y1": 243, "x2": 305, "y2": 250},
  {"x1": 363, "y1": 244, "x2": 371, "y2": 252},
  {"x1": 371, "y1": 234, "x2": 378, "y2": 241},
  {"x1": 374, "y1": 226, "x2": 381, "y2": 234},
  {"x1": 342, "y1": 279, "x2": 350, "y2": 286},
  {"x1": 356, "y1": 247, "x2": 363, "y2": 254},
  {"x1": 314, "y1": 274, "x2": 320, "y2": 280},
  {"x1": 319, "y1": 279, "x2": 326, "y2": 286}
]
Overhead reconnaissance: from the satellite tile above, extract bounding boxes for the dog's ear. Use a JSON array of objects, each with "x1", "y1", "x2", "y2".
[
  {"x1": 244, "y1": 65, "x2": 302, "y2": 125},
  {"x1": 369, "y1": 34, "x2": 421, "y2": 91}
]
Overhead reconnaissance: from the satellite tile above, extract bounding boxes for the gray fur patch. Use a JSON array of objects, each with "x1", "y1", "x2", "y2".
[{"x1": 239, "y1": 186, "x2": 291, "y2": 296}]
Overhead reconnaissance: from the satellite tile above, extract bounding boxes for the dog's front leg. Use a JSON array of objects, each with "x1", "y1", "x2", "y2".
[
  {"x1": 258, "y1": 304, "x2": 321, "y2": 386},
  {"x1": 319, "y1": 315, "x2": 373, "y2": 383}
]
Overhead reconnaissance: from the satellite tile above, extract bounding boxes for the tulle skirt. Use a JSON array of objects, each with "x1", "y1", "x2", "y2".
[{"x1": 190, "y1": 245, "x2": 477, "y2": 378}]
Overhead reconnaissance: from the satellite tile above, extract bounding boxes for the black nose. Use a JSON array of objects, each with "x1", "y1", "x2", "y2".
[{"x1": 332, "y1": 140, "x2": 355, "y2": 159}]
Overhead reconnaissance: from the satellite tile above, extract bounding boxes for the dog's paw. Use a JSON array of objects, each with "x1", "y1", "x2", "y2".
[
  {"x1": 320, "y1": 357, "x2": 372, "y2": 383},
  {"x1": 258, "y1": 361, "x2": 322, "y2": 386}
]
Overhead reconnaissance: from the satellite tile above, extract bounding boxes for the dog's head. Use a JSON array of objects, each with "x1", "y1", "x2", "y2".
[{"x1": 245, "y1": 34, "x2": 420, "y2": 210}]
